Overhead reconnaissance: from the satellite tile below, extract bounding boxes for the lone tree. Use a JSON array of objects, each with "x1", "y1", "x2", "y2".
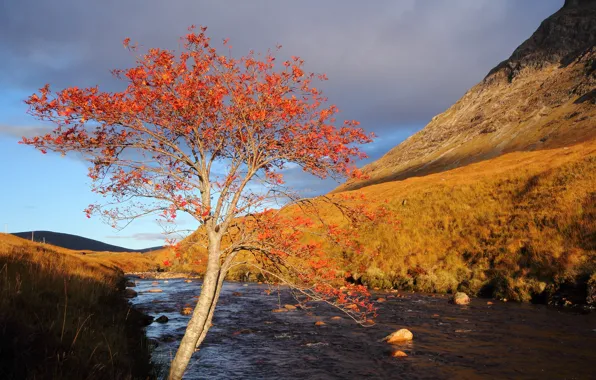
[{"x1": 23, "y1": 27, "x2": 389, "y2": 379}]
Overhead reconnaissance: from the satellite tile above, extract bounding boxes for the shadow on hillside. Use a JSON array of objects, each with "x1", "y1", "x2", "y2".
[{"x1": 0, "y1": 245, "x2": 157, "y2": 380}]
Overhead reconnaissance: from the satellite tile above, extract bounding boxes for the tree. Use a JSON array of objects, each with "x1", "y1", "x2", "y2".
[{"x1": 22, "y1": 26, "x2": 390, "y2": 379}]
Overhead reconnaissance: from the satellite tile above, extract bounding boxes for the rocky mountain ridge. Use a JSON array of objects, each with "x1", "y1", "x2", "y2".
[{"x1": 338, "y1": 0, "x2": 595, "y2": 192}]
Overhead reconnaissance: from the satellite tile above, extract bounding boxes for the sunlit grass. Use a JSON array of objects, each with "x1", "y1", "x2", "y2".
[{"x1": 0, "y1": 234, "x2": 155, "y2": 379}]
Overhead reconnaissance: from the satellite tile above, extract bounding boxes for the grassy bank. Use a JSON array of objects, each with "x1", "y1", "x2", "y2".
[
  {"x1": 335, "y1": 141, "x2": 596, "y2": 304},
  {"x1": 0, "y1": 234, "x2": 155, "y2": 379}
]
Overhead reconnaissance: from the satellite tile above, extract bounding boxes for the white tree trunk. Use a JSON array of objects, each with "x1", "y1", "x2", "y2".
[{"x1": 168, "y1": 251, "x2": 221, "y2": 380}]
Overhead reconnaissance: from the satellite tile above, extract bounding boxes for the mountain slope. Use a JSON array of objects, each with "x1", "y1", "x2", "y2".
[
  {"x1": 339, "y1": 0, "x2": 596, "y2": 192},
  {"x1": 11, "y1": 230, "x2": 162, "y2": 253}
]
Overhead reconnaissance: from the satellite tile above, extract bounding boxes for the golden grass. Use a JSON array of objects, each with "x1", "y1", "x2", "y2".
[
  {"x1": 0, "y1": 234, "x2": 155, "y2": 379},
  {"x1": 327, "y1": 140, "x2": 596, "y2": 302},
  {"x1": 123, "y1": 140, "x2": 596, "y2": 303}
]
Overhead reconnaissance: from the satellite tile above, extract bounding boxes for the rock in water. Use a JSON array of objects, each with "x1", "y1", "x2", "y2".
[
  {"x1": 124, "y1": 288, "x2": 138, "y2": 298},
  {"x1": 384, "y1": 329, "x2": 413, "y2": 344},
  {"x1": 125, "y1": 280, "x2": 136, "y2": 287},
  {"x1": 391, "y1": 350, "x2": 408, "y2": 358},
  {"x1": 284, "y1": 304, "x2": 297, "y2": 310},
  {"x1": 315, "y1": 321, "x2": 326, "y2": 326},
  {"x1": 155, "y1": 315, "x2": 169, "y2": 323},
  {"x1": 451, "y1": 292, "x2": 470, "y2": 305},
  {"x1": 147, "y1": 288, "x2": 163, "y2": 293}
]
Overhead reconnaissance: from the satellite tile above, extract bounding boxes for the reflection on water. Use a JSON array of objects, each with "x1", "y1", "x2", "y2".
[{"x1": 129, "y1": 278, "x2": 596, "y2": 379}]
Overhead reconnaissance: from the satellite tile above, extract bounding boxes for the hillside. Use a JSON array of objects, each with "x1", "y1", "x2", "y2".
[
  {"x1": 335, "y1": 141, "x2": 595, "y2": 304},
  {"x1": 12, "y1": 230, "x2": 162, "y2": 253},
  {"x1": 338, "y1": 0, "x2": 596, "y2": 192},
  {"x1": 0, "y1": 233, "x2": 155, "y2": 379}
]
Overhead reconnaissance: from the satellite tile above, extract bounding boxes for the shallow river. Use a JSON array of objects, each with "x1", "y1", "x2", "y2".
[{"x1": 129, "y1": 278, "x2": 596, "y2": 379}]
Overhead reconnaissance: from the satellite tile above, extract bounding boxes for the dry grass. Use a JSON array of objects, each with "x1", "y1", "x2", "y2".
[
  {"x1": 328, "y1": 140, "x2": 596, "y2": 302},
  {"x1": 0, "y1": 234, "x2": 155, "y2": 379}
]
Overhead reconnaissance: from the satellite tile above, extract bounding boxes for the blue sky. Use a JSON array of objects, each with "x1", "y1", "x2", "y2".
[{"x1": 0, "y1": 0, "x2": 562, "y2": 249}]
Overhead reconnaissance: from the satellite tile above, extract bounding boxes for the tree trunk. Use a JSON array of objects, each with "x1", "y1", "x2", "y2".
[
  {"x1": 168, "y1": 251, "x2": 221, "y2": 380},
  {"x1": 195, "y1": 266, "x2": 227, "y2": 349}
]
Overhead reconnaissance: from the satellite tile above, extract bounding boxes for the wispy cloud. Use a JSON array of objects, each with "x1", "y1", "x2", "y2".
[{"x1": 0, "y1": 124, "x2": 53, "y2": 140}]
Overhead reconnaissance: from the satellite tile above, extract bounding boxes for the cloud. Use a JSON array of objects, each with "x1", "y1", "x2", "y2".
[{"x1": 0, "y1": 124, "x2": 53, "y2": 140}]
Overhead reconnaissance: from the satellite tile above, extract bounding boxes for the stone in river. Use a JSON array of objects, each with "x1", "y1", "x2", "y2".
[
  {"x1": 155, "y1": 315, "x2": 169, "y2": 323},
  {"x1": 391, "y1": 350, "x2": 408, "y2": 358},
  {"x1": 124, "y1": 288, "x2": 138, "y2": 298},
  {"x1": 450, "y1": 292, "x2": 470, "y2": 305},
  {"x1": 384, "y1": 329, "x2": 413, "y2": 344}
]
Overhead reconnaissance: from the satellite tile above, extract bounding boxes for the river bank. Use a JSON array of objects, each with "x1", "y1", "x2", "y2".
[{"x1": 0, "y1": 236, "x2": 156, "y2": 380}]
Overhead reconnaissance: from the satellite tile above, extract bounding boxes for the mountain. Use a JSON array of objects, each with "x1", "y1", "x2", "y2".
[
  {"x1": 11, "y1": 231, "x2": 162, "y2": 253},
  {"x1": 338, "y1": 0, "x2": 596, "y2": 192}
]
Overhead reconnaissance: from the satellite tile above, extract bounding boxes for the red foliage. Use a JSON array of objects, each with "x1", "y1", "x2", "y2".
[{"x1": 21, "y1": 26, "x2": 388, "y2": 323}]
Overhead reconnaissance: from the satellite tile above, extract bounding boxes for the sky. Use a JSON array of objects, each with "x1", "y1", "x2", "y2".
[{"x1": 0, "y1": 0, "x2": 563, "y2": 249}]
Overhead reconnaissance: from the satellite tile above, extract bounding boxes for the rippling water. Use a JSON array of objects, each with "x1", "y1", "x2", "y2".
[{"x1": 129, "y1": 278, "x2": 596, "y2": 379}]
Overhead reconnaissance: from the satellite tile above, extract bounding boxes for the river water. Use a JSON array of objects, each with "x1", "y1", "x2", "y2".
[{"x1": 128, "y1": 277, "x2": 596, "y2": 379}]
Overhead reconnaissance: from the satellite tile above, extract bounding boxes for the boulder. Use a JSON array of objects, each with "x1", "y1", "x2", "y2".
[
  {"x1": 147, "y1": 288, "x2": 163, "y2": 293},
  {"x1": 384, "y1": 329, "x2": 413, "y2": 344},
  {"x1": 450, "y1": 292, "x2": 470, "y2": 305},
  {"x1": 314, "y1": 321, "x2": 326, "y2": 326},
  {"x1": 124, "y1": 288, "x2": 138, "y2": 298},
  {"x1": 125, "y1": 281, "x2": 136, "y2": 287},
  {"x1": 391, "y1": 350, "x2": 408, "y2": 358},
  {"x1": 155, "y1": 315, "x2": 169, "y2": 323}
]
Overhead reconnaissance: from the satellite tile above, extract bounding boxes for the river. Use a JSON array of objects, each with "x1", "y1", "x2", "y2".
[{"x1": 128, "y1": 277, "x2": 596, "y2": 379}]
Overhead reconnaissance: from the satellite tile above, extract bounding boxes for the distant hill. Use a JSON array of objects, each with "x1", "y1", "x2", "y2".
[
  {"x1": 11, "y1": 231, "x2": 162, "y2": 253},
  {"x1": 338, "y1": 0, "x2": 596, "y2": 192}
]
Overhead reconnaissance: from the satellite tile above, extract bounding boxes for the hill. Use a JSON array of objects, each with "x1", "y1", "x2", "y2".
[
  {"x1": 334, "y1": 141, "x2": 595, "y2": 304},
  {"x1": 11, "y1": 230, "x2": 162, "y2": 253},
  {"x1": 0, "y1": 233, "x2": 155, "y2": 379},
  {"x1": 338, "y1": 0, "x2": 596, "y2": 192}
]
